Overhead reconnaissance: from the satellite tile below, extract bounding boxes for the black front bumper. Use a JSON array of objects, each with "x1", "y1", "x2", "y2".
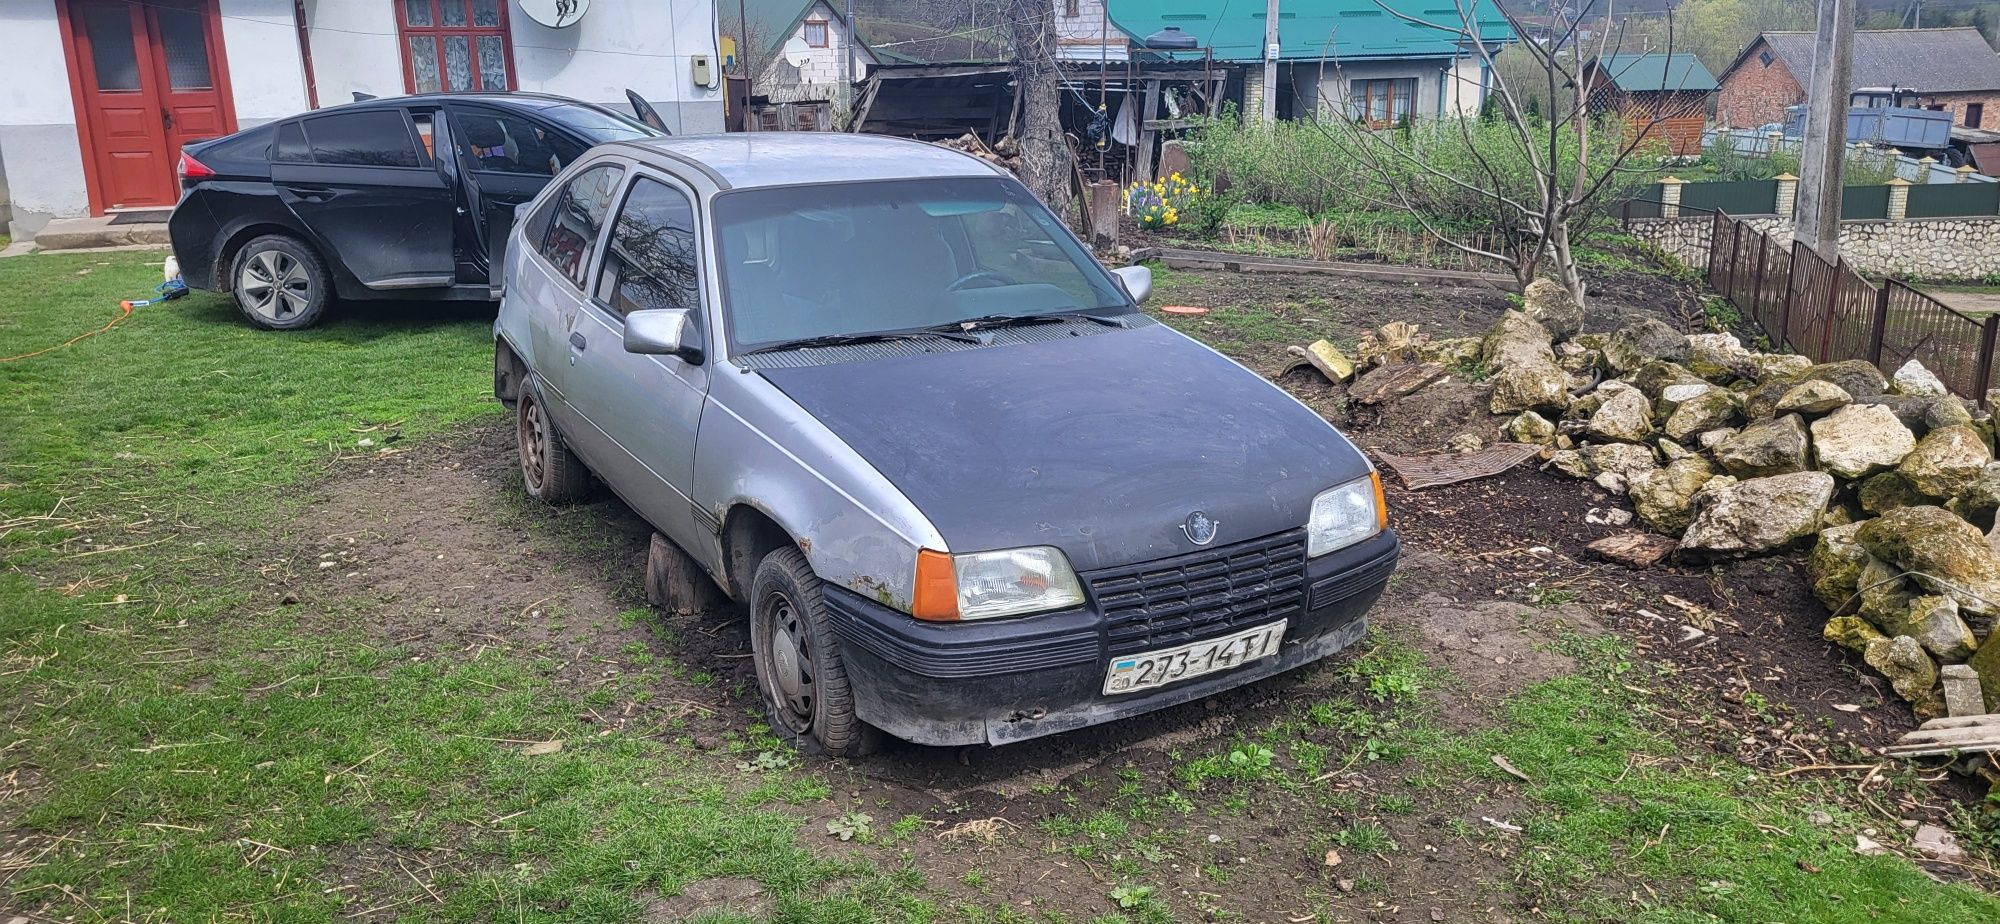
[{"x1": 826, "y1": 529, "x2": 1399, "y2": 746}]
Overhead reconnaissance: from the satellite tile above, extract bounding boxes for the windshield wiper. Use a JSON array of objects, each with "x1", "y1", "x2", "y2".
[
  {"x1": 739, "y1": 329, "x2": 979, "y2": 355},
  {"x1": 927, "y1": 312, "x2": 1129, "y2": 333}
]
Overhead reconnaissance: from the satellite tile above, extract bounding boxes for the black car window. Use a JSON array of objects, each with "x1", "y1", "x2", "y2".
[
  {"x1": 301, "y1": 110, "x2": 422, "y2": 167},
  {"x1": 597, "y1": 177, "x2": 699, "y2": 318},
  {"x1": 450, "y1": 107, "x2": 585, "y2": 176},
  {"x1": 273, "y1": 121, "x2": 311, "y2": 163},
  {"x1": 537, "y1": 164, "x2": 624, "y2": 290}
]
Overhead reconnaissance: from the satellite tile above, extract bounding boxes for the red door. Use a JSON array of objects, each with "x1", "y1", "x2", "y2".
[{"x1": 62, "y1": 0, "x2": 235, "y2": 212}]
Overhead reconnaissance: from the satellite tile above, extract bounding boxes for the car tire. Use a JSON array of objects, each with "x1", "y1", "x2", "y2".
[
  {"x1": 516, "y1": 386, "x2": 593, "y2": 504},
  {"x1": 749, "y1": 546, "x2": 881, "y2": 758},
  {"x1": 230, "y1": 235, "x2": 332, "y2": 330}
]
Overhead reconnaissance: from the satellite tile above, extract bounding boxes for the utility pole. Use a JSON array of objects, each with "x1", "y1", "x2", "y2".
[
  {"x1": 1261, "y1": 0, "x2": 1280, "y2": 122},
  {"x1": 1795, "y1": 0, "x2": 1855, "y2": 260},
  {"x1": 843, "y1": 0, "x2": 857, "y2": 111}
]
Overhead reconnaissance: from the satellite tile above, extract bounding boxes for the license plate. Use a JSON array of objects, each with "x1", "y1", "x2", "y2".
[{"x1": 1102, "y1": 621, "x2": 1287, "y2": 696}]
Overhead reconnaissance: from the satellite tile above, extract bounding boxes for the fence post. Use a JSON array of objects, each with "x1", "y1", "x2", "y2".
[
  {"x1": 1660, "y1": 175, "x2": 1684, "y2": 219},
  {"x1": 1887, "y1": 177, "x2": 1911, "y2": 221},
  {"x1": 1978, "y1": 315, "x2": 2000, "y2": 408},
  {"x1": 1774, "y1": 173, "x2": 1799, "y2": 218},
  {"x1": 1753, "y1": 233, "x2": 1770, "y2": 316},
  {"x1": 1867, "y1": 282, "x2": 1891, "y2": 366},
  {"x1": 1818, "y1": 258, "x2": 1843, "y2": 362},
  {"x1": 1778, "y1": 245, "x2": 1799, "y2": 352},
  {"x1": 1725, "y1": 217, "x2": 1745, "y2": 299},
  {"x1": 1958, "y1": 164, "x2": 1977, "y2": 185}
]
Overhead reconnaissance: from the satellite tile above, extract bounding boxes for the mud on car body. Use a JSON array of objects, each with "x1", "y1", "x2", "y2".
[{"x1": 493, "y1": 133, "x2": 1398, "y2": 755}]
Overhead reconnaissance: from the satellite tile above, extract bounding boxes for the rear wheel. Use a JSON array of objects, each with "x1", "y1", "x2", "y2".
[
  {"x1": 750, "y1": 546, "x2": 880, "y2": 757},
  {"x1": 516, "y1": 387, "x2": 592, "y2": 504},
  {"x1": 231, "y1": 235, "x2": 331, "y2": 330}
]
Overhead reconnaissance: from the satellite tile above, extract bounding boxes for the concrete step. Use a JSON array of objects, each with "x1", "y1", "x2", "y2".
[{"x1": 32, "y1": 215, "x2": 171, "y2": 251}]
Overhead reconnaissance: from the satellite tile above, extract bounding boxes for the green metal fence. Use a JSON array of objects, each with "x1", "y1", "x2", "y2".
[
  {"x1": 1841, "y1": 185, "x2": 1891, "y2": 220},
  {"x1": 1907, "y1": 182, "x2": 2000, "y2": 219},
  {"x1": 1677, "y1": 180, "x2": 1778, "y2": 215}
]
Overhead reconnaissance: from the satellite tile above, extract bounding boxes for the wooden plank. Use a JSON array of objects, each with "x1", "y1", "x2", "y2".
[
  {"x1": 1135, "y1": 79, "x2": 1162, "y2": 183},
  {"x1": 849, "y1": 75, "x2": 882, "y2": 132},
  {"x1": 1882, "y1": 715, "x2": 2000, "y2": 757}
]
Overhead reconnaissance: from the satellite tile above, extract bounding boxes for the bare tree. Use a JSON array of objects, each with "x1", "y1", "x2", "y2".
[
  {"x1": 1312, "y1": 1, "x2": 1693, "y2": 306},
  {"x1": 1006, "y1": 0, "x2": 1075, "y2": 220}
]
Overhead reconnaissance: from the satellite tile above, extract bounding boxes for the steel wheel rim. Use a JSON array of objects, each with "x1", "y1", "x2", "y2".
[
  {"x1": 758, "y1": 589, "x2": 815, "y2": 733},
  {"x1": 520, "y1": 400, "x2": 548, "y2": 492},
  {"x1": 239, "y1": 250, "x2": 310, "y2": 321}
]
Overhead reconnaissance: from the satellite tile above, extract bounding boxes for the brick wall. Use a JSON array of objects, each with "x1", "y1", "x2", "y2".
[
  {"x1": 1717, "y1": 40, "x2": 1803, "y2": 128},
  {"x1": 1926, "y1": 91, "x2": 2000, "y2": 130}
]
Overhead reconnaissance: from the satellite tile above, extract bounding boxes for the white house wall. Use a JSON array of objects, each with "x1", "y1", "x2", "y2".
[
  {"x1": 508, "y1": 0, "x2": 724, "y2": 133},
  {"x1": 299, "y1": 1, "x2": 408, "y2": 104},
  {"x1": 219, "y1": 0, "x2": 310, "y2": 124},
  {"x1": 1054, "y1": 0, "x2": 1126, "y2": 63},
  {"x1": 761, "y1": 0, "x2": 868, "y2": 102},
  {"x1": 0, "y1": 0, "x2": 90, "y2": 233},
  {"x1": 1303, "y1": 57, "x2": 1483, "y2": 120}
]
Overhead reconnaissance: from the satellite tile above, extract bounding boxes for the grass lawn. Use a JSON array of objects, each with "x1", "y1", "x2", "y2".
[{"x1": 3, "y1": 249, "x2": 1998, "y2": 923}]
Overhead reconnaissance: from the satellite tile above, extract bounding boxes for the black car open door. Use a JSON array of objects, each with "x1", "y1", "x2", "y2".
[
  {"x1": 442, "y1": 103, "x2": 592, "y2": 295},
  {"x1": 626, "y1": 90, "x2": 671, "y2": 134},
  {"x1": 271, "y1": 108, "x2": 456, "y2": 291}
]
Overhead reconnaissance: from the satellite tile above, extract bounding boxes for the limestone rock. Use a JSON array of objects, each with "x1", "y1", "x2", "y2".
[
  {"x1": 1921, "y1": 395, "x2": 1974, "y2": 431},
  {"x1": 1678, "y1": 471, "x2": 1834, "y2": 558},
  {"x1": 1586, "y1": 387, "x2": 1655, "y2": 443},
  {"x1": 1582, "y1": 442, "x2": 1658, "y2": 494},
  {"x1": 1415, "y1": 336, "x2": 1482, "y2": 368},
  {"x1": 1905, "y1": 595, "x2": 1977, "y2": 662},
  {"x1": 1969, "y1": 632, "x2": 2000, "y2": 712},
  {"x1": 1858, "y1": 555, "x2": 1918, "y2": 633},
  {"x1": 1603, "y1": 318, "x2": 1689, "y2": 374},
  {"x1": 1301, "y1": 340, "x2": 1356, "y2": 381},
  {"x1": 1548, "y1": 449, "x2": 1591, "y2": 479},
  {"x1": 1858, "y1": 471, "x2": 1925, "y2": 515},
  {"x1": 1658, "y1": 438, "x2": 1692, "y2": 460},
  {"x1": 1897, "y1": 425, "x2": 1993, "y2": 499},
  {"x1": 1810, "y1": 404, "x2": 1916, "y2": 479},
  {"x1": 1856, "y1": 505, "x2": 2000, "y2": 617},
  {"x1": 1807, "y1": 522, "x2": 1868, "y2": 612},
  {"x1": 1686, "y1": 332, "x2": 1753, "y2": 382},
  {"x1": 1891, "y1": 359, "x2": 1948, "y2": 398},
  {"x1": 1697, "y1": 428, "x2": 1737, "y2": 451},
  {"x1": 1954, "y1": 462, "x2": 2000, "y2": 515},
  {"x1": 1628, "y1": 360, "x2": 1704, "y2": 399},
  {"x1": 1489, "y1": 362, "x2": 1571, "y2": 414},
  {"x1": 1629, "y1": 456, "x2": 1717, "y2": 535},
  {"x1": 1521, "y1": 278, "x2": 1583, "y2": 342},
  {"x1": 1739, "y1": 378, "x2": 1796, "y2": 420},
  {"x1": 1798, "y1": 359, "x2": 1889, "y2": 399},
  {"x1": 1482, "y1": 310, "x2": 1555, "y2": 369},
  {"x1": 1776, "y1": 380, "x2": 1851, "y2": 416},
  {"x1": 1862, "y1": 635, "x2": 1943, "y2": 717},
  {"x1": 1823, "y1": 615, "x2": 1886, "y2": 653},
  {"x1": 1749, "y1": 352, "x2": 1814, "y2": 381},
  {"x1": 1554, "y1": 342, "x2": 1602, "y2": 375},
  {"x1": 1940, "y1": 664, "x2": 1986, "y2": 717},
  {"x1": 1505, "y1": 411, "x2": 1556, "y2": 444},
  {"x1": 1714, "y1": 414, "x2": 1810, "y2": 479},
  {"x1": 1662, "y1": 385, "x2": 1738, "y2": 442}
]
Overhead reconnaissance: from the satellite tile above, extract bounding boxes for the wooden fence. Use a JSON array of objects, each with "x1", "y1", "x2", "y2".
[{"x1": 1706, "y1": 211, "x2": 2000, "y2": 404}]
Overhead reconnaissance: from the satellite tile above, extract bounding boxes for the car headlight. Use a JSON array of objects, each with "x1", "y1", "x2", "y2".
[
  {"x1": 911, "y1": 546, "x2": 1086, "y2": 621},
  {"x1": 1308, "y1": 473, "x2": 1386, "y2": 557}
]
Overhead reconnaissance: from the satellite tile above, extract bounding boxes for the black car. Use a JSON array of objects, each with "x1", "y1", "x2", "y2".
[{"x1": 169, "y1": 92, "x2": 665, "y2": 330}]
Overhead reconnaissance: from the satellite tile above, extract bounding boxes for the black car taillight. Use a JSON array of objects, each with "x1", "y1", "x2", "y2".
[{"x1": 179, "y1": 151, "x2": 215, "y2": 182}]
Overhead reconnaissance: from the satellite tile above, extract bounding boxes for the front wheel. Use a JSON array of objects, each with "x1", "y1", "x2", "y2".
[{"x1": 749, "y1": 546, "x2": 881, "y2": 757}]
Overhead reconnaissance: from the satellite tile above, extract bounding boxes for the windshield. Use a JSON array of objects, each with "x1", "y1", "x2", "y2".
[
  {"x1": 540, "y1": 103, "x2": 665, "y2": 143},
  {"x1": 712, "y1": 177, "x2": 1131, "y2": 351}
]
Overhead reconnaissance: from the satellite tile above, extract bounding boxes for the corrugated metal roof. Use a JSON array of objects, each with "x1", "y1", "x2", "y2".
[
  {"x1": 1752, "y1": 27, "x2": 2000, "y2": 94},
  {"x1": 1106, "y1": 0, "x2": 1514, "y2": 63},
  {"x1": 1591, "y1": 53, "x2": 1717, "y2": 92}
]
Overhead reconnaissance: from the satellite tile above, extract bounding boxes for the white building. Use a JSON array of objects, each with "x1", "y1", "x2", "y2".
[
  {"x1": 743, "y1": 0, "x2": 875, "y2": 105},
  {"x1": 0, "y1": 0, "x2": 726, "y2": 239}
]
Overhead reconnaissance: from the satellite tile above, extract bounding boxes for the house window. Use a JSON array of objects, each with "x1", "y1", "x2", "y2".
[
  {"x1": 803, "y1": 20, "x2": 829, "y2": 48},
  {"x1": 1968, "y1": 103, "x2": 1986, "y2": 127},
  {"x1": 1758, "y1": 49, "x2": 1773, "y2": 67},
  {"x1": 1350, "y1": 78, "x2": 1417, "y2": 128},
  {"x1": 399, "y1": 0, "x2": 512, "y2": 94}
]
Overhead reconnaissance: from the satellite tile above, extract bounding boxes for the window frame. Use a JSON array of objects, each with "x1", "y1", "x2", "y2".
[
  {"x1": 529, "y1": 158, "x2": 631, "y2": 297},
  {"x1": 1349, "y1": 78, "x2": 1416, "y2": 129},
  {"x1": 298, "y1": 108, "x2": 430, "y2": 168},
  {"x1": 802, "y1": 19, "x2": 830, "y2": 49},
  {"x1": 591, "y1": 169, "x2": 709, "y2": 332},
  {"x1": 1967, "y1": 103, "x2": 1985, "y2": 128},
  {"x1": 397, "y1": 0, "x2": 517, "y2": 94}
]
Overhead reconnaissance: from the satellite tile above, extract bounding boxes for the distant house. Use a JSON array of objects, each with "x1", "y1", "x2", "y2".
[
  {"x1": 739, "y1": 0, "x2": 877, "y2": 107},
  {"x1": 1582, "y1": 53, "x2": 1717, "y2": 156},
  {"x1": 1055, "y1": 0, "x2": 1129, "y2": 65},
  {"x1": 1716, "y1": 27, "x2": 2000, "y2": 130},
  {"x1": 1107, "y1": 0, "x2": 1513, "y2": 123}
]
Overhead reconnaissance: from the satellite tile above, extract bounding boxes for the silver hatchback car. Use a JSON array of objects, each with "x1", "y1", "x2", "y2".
[{"x1": 493, "y1": 134, "x2": 1398, "y2": 755}]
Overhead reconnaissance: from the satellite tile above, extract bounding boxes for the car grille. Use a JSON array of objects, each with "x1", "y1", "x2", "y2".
[{"x1": 1086, "y1": 529, "x2": 1309, "y2": 654}]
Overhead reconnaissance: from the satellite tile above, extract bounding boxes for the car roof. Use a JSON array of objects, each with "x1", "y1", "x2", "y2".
[
  {"x1": 604, "y1": 133, "x2": 1003, "y2": 190},
  {"x1": 309, "y1": 91, "x2": 590, "y2": 114}
]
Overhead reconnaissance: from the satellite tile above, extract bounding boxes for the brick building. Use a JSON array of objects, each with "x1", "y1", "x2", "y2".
[{"x1": 1716, "y1": 27, "x2": 2000, "y2": 130}]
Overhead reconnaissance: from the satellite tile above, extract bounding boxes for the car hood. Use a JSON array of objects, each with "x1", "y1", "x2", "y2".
[{"x1": 754, "y1": 322, "x2": 1373, "y2": 572}]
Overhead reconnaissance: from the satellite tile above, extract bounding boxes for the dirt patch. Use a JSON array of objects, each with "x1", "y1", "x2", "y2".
[{"x1": 642, "y1": 877, "x2": 774, "y2": 922}]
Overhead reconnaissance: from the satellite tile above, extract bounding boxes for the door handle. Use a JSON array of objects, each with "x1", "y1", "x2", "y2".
[
  {"x1": 569, "y1": 331, "x2": 587, "y2": 351},
  {"x1": 162, "y1": 110, "x2": 174, "y2": 131},
  {"x1": 287, "y1": 184, "x2": 336, "y2": 202}
]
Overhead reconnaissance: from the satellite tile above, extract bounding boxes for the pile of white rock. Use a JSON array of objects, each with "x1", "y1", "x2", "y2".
[{"x1": 1483, "y1": 280, "x2": 2000, "y2": 719}]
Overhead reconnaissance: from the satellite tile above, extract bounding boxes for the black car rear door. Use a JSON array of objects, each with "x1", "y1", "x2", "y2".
[
  {"x1": 271, "y1": 108, "x2": 456, "y2": 290},
  {"x1": 441, "y1": 103, "x2": 589, "y2": 289}
]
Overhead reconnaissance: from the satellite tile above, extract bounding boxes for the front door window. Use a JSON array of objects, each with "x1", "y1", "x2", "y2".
[
  {"x1": 399, "y1": 0, "x2": 513, "y2": 94},
  {"x1": 64, "y1": 0, "x2": 235, "y2": 212}
]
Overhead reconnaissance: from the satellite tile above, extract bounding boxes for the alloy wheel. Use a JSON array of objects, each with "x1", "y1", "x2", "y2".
[{"x1": 238, "y1": 249, "x2": 312, "y2": 322}]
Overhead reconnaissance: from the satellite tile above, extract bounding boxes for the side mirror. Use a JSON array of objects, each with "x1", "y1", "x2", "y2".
[
  {"x1": 1111, "y1": 265, "x2": 1153, "y2": 305},
  {"x1": 624, "y1": 308, "x2": 703, "y2": 363}
]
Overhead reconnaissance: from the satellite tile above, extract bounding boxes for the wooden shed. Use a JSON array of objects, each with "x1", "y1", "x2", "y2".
[{"x1": 1582, "y1": 53, "x2": 1717, "y2": 156}]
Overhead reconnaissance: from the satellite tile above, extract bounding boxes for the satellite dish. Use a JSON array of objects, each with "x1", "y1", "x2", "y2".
[{"x1": 518, "y1": 0, "x2": 589, "y2": 29}]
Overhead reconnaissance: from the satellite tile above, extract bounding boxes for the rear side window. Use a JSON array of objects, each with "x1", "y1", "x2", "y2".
[
  {"x1": 274, "y1": 122, "x2": 311, "y2": 163},
  {"x1": 302, "y1": 110, "x2": 422, "y2": 167},
  {"x1": 597, "y1": 177, "x2": 699, "y2": 317},
  {"x1": 537, "y1": 164, "x2": 624, "y2": 290},
  {"x1": 451, "y1": 107, "x2": 586, "y2": 176}
]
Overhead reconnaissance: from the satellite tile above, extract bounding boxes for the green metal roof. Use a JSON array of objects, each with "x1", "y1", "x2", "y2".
[
  {"x1": 1106, "y1": 0, "x2": 1514, "y2": 63},
  {"x1": 734, "y1": 0, "x2": 821, "y2": 62},
  {"x1": 1590, "y1": 53, "x2": 1718, "y2": 92}
]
